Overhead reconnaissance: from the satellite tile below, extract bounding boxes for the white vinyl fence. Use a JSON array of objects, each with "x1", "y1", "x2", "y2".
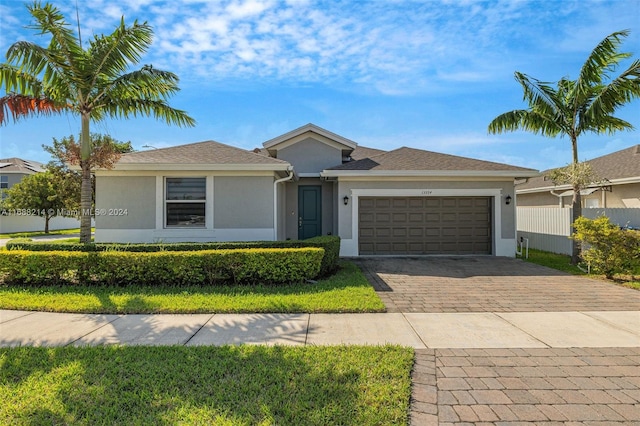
[
  {"x1": 517, "y1": 207, "x2": 640, "y2": 255},
  {"x1": 0, "y1": 215, "x2": 82, "y2": 234}
]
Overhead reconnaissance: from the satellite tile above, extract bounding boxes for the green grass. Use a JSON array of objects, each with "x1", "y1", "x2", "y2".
[
  {"x1": 0, "y1": 228, "x2": 93, "y2": 239},
  {"x1": 0, "y1": 345, "x2": 413, "y2": 425},
  {"x1": 523, "y1": 248, "x2": 640, "y2": 290},
  {"x1": 0, "y1": 261, "x2": 386, "y2": 313}
]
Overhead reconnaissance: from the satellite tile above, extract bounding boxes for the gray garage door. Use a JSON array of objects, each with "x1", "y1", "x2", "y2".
[{"x1": 358, "y1": 197, "x2": 492, "y2": 255}]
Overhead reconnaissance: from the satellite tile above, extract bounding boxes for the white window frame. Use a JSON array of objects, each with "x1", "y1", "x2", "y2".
[
  {"x1": 0, "y1": 175, "x2": 7, "y2": 189},
  {"x1": 164, "y1": 177, "x2": 207, "y2": 228}
]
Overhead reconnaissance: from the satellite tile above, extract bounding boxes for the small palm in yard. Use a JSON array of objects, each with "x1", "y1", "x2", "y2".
[
  {"x1": 0, "y1": 2, "x2": 195, "y2": 243},
  {"x1": 489, "y1": 30, "x2": 640, "y2": 264}
]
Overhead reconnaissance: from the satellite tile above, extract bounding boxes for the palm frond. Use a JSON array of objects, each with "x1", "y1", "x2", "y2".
[
  {"x1": 575, "y1": 30, "x2": 632, "y2": 98},
  {"x1": 582, "y1": 114, "x2": 634, "y2": 135},
  {"x1": 585, "y1": 58, "x2": 640, "y2": 120},
  {"x1": 0, "y1": 93, "x2": 64, "y2": 125},
  {"x1": 488, "y1": 109, "x2": 563, "y2": 137},
  {"x1": 88, "y1": 19, "x2": 154, "y2": 87},
  {"x1": 98, "y1": 97, "x2": 196, "y2": 127}
]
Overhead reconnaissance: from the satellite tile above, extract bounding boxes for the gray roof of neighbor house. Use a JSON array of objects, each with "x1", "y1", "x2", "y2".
[
  {"x1": 326, "y1": 147, "x2": 538, "y2": 175},
  {"x1": 114, "y1": 140, "x2": 290, "y2": 170},
  {"x1": 517, "y1": 144, "x2": 640, "y2": 192},
  {"x1": 0, "y1": 157, "x2": 44, "y2": 174}
]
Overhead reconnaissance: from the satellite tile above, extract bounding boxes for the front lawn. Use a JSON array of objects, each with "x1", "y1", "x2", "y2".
[
  {"x1": 0, "y1": 345, "x2": 413, "y2": 425},
  {"x1": 0, "y1": 261, "x2": 385, "y2": 313},
  {"x1": 0, "y1": 228, "x2": 91, "y2": 239},
  {"x1": 523, "y1": 249, "x2": 640, "y2": 290}
]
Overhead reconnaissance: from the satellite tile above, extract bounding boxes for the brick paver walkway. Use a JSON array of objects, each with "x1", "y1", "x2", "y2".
[
  {"x1": 354, "y1": 257, "x2": 640, "y2": 312},
  {"x1": 411, "y1": 347, "x2": 640, "y2": 425}
]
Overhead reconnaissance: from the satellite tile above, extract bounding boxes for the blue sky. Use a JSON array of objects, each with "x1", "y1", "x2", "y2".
[{"x1": 0, "y1": 0, "x2": 639, "y2": 172}]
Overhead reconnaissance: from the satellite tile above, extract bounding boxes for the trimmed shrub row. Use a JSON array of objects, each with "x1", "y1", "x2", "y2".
[
  {"x1": 5, "y1": 236, "x2": 341, "y2": 277},
  {"x1": 0, "y1": 248, "x2": 324, "y2": 286}
]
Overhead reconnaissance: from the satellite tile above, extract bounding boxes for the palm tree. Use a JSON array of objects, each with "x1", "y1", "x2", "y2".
[
  {"x1": 0, "y1": 2, "x2": 195, "y2": 243},
  {"x1": 488, "y1": 30, "x2": 640, "y2": 264}
]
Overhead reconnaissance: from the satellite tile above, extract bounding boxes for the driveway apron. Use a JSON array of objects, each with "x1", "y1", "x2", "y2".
[{"x1": 354, "y1": 256, "x2": 640, "y2": 425}]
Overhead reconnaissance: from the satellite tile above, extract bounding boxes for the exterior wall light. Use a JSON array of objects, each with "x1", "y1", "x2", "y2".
[
  {"x1": 505, "y1": 195, "x2": 512, "y2": 205},
  {"x1": 343, "y1": 195, "x2": 349, "y2": 205}
]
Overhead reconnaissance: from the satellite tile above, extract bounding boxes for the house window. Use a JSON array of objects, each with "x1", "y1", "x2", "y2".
[
  {"x1": 0, "y1": 176, "x2": 7, "y2": 189},
  {"x1": 584, "y1": 197, "x2": 600, "y2": 209},
  {"x1": 165, "y1": 177, "x2": 206, "y2": 227}
]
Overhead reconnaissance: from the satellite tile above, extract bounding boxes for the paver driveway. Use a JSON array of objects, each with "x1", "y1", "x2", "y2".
[
  {"x1": 354, "y1": 256, "x2": 640, "y2": 313},
  {"x1": 354, "y1": 256, "x2": 640, "y2": 425}
]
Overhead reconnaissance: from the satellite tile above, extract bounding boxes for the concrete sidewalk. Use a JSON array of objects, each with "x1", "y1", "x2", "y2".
[{"x1": 1, "y1": 309, "x2": 639, "y2": 348}]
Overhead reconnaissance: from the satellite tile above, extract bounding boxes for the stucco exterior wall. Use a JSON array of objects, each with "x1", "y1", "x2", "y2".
[
  {"x1": 516, "y1": 191, "x2": 562, "y2": 207},
  {"x1": 3, "y1": 173, "x2": 28, "y2": 189},
  {"x1": 336, "y1": 179, "x2": 516, "y2": 256},
  {"x1": 95, "y1": 176, "x2": 156, "y2": 229},
  {"x1": 214, "y1": 176, "x2": 274, "y2": 228},
  {"x1": 276, "y1": 138, "x2": 342, "y2": 174}
]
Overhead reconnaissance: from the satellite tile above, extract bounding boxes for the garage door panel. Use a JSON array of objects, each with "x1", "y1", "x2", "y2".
[
  {"x1": 359, "y1": 196, "x2": 492, "y2": 255},
  {"x1": 409, "y1": 227, "x2": 424, "y2": 237},
  {"x1": 392, "y1": 213, "x2": 407, "y2": 222},
  {"x1": 408, "y1": 198, "x2": 424, "y2": 208},
  {"x1": 392, "y1": 228, "x2": 407, "y2": 237}
]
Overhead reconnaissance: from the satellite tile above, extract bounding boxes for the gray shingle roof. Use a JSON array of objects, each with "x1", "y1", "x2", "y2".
[
  {"x1": 517, "y1": 144, "x2": 640, "y2": 191},
  {"x1": 328, "y1": 147, "x2": 537, "y2": 172},
  {"x1": 118, "y1": 141, "x2": 289, "y2": 165},
  {"x1": 349, "y1": 146, "x2": 386, "y2": 160},
  {"x1": 0, "y1": 157, "x2": 44, "y2": 174}
]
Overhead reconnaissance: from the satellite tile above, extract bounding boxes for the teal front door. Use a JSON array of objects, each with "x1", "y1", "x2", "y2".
[{"x1": 298, "y1": 186, "x2": 322, "y2": 239}]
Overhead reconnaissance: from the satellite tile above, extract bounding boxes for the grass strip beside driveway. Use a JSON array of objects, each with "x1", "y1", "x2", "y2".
[
  {"x1": 0, "y1": 262, "x2": 385, "y2": 313},
  {"x1": 523, "y1": 248, "x2": 640, "y2": 290},
  {"x1": 0, "y1": 345, "x2": 413, "y2": 425}
]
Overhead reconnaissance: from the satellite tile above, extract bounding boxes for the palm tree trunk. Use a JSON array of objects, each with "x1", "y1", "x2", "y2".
[
  {"x1": 79, "y1": 114, "x2": 92, "y2": 244},
  {"x1": 571, "y1": 185, "x2": 582, "y2": 265},
  {"x1": 570, "y1": 134, "x2": 581, "y2": 265}
]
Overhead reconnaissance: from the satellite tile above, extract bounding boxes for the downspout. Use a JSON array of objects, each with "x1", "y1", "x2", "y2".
[{"x1": 273, "y1": 167, "x2": 295, "y2": 240}]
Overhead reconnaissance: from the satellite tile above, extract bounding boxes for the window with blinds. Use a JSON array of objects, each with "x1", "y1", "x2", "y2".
[{"x1": 165, "y1": 178, "x2": 206, "y2": 227}]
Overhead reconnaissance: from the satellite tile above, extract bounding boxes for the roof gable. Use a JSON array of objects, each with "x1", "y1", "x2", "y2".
[{"x1": 262, "y1": 123, "x2": 357, "y2": 151}]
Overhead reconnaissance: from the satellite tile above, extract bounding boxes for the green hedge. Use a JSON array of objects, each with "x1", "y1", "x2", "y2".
[
  {"x1": 5, "y1": 236, "x2": 341, "y2": 277},
  {"x1": 0, "y1": 248, "x2": 324, "y2": 286}
]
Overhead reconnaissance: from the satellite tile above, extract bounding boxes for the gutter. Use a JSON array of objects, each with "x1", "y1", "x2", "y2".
[{"x1": 273, "y1": 167, "x2": 295, "y2": 240}]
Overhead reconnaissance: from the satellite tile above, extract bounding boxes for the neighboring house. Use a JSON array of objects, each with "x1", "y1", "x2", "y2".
[
  {"x1": 95, "y1": 123, "x2": 538, "y2": 256},
  {"x1": 516, "y1": 145, "x2": 640, "y2": 208},
  {"x1": 0, "y1": 157, "x2": 44, "y2": 200},
  {"x1": 0, "y1": 157, "x2": 84, "y2": 233}
]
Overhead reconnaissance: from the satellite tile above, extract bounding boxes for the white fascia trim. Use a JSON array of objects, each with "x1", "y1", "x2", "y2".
[
  {"x1": 110, "y1": 163, "x2": 290, "y2": 172},
  {"x1": 351, "y1": 188, "x2": 503, "y2": 197},
  {"x1": 263, "y1": 124, "x2": 357, "y2": 149},
  {"x1": 95, "y1": 170, "x2": 279, "y2": 177},
  {"x1": 322, "y1": 170, "x2": 539, "y2": 178}
]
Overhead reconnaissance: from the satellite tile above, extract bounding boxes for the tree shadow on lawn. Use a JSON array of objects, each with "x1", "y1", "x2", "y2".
[
  {"x1": 0, "y1": 345, "x2": 411, "y2": 425},
  {"x1": 0, "y1": 262, "x2": 382, "y2": 314}
]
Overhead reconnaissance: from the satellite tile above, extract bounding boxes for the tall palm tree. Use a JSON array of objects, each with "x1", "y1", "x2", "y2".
[
  {"x1": 0, "y1": 2, "x2": 195, "y2": 243},
  {"x1": 488, "y1": 30, "x2": 640, "y2": 264}
]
